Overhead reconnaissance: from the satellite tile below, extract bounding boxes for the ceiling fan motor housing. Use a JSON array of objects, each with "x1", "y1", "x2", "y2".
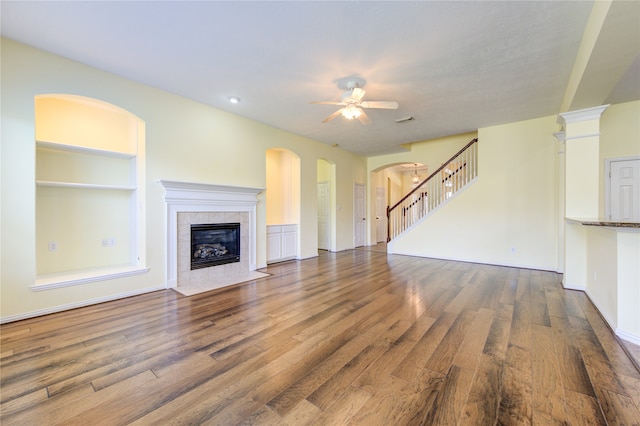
[{"x1": 342, "y1": 90, "x2": 357, "y2": 103}]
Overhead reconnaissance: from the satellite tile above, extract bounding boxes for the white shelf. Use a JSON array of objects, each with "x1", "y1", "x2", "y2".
[
  {"x1": 36, "y1": 180, "x2": 136, "y2": 191},
  {"x1": 33, "y1": 265, "x2": 149, "y2": 291},
  {"x1": 36, "y1": 140, "x2": 135, "y2": 159},
  {"x1": 35, "y1": 95, "x2": 146, "y2": 281}
]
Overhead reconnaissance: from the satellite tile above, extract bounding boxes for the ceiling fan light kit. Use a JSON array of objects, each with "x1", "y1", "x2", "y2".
[
  {"x1": 312, "y1": 79, "x2": 399, "y2": 125},
  {"x1": 341, "y1": 104, "x2": 362, "y2": 120}
]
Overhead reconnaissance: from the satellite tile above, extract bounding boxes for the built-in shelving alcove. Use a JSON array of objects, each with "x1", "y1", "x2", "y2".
[{"x1": 34, "y1": 95, "x2": 147, "y2": 290}]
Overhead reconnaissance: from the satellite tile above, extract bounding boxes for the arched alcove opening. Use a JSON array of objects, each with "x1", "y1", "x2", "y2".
[
  {"x1": 265, "y1": 148, "x2": 300, "y2": 263},
  {"x1": 34, "y1": 94, "x2": 146, "y2": 288},
  {"x1": 369, "y1": 162, "x2": 427, "y2": 244}
]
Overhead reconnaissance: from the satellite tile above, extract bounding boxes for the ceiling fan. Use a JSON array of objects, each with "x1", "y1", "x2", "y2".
[{"x1": 311, "y1": 80, "x2": 399, "y2": 125}]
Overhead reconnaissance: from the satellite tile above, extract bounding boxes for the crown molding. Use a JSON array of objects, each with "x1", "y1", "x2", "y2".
[{"x1": 558, "y1": 104, "x2": 610, "y2": 125}]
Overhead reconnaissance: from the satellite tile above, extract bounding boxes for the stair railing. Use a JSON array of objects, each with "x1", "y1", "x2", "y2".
[{"x1": 387, "y1": 138, "x2": 478, "y2": 242}]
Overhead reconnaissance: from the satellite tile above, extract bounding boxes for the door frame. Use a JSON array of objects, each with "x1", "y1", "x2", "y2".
[
  {"x1": 317, "y1": 180, "x2": 330, "y2": 251},
  {"x1": 604, "y1": 156, "x2": 640, "y2": 220},
  {"x1": 354, "y1": 183, "x2": 366, "y2": 248},
  {"x1": 375, "y1": 187, "x2": 386, "y2": 243}
]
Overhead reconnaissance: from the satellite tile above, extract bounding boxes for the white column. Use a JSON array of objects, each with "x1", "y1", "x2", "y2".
[
  {"x1": 553, "y1": 131, "x2": 566, "y2": 274},
  {"x1": 558, "y1": 105, "x2": 608, "y2": 290},
  {"x1": 559, "y1": 105, "x2": 609, "y2": 218}
]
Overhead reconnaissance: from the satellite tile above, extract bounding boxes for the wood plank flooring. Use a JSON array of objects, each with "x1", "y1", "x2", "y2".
[{"x1": 2, "y1": 248, "x2": 639, "y2": 425}]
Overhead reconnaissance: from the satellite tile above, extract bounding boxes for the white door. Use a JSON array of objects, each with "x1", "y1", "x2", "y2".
[
  {"x1": 317, "y1": 181, "x2": 330, "y2": 250},
  {"x1": 354, "y1": 184, "x2": 366, "y2": 247},
  {"x1": 610, "y1": 159, "x2": 640, "y2": 221},
  {"x1": 376, "y1": 187, "x2": 386, "y2": 243}
]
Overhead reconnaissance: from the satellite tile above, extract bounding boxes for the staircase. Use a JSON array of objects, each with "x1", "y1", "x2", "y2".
[{"x1": 387, "y1": 138, "x2": 478, "y2": 241}]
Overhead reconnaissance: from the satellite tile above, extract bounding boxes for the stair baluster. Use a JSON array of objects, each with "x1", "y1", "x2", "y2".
[{"x1": 387, "y1": 138, "x2": 478, "y2": 242}]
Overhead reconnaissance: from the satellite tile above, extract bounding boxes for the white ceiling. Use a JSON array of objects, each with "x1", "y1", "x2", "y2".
[{"x1": 2, "y1": 1, "x2": 638, "y2": 156}]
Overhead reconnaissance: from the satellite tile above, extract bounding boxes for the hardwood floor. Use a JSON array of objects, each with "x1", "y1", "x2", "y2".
[{"x1": 2, "y1": 249, "x2": 639, "y2": 425}]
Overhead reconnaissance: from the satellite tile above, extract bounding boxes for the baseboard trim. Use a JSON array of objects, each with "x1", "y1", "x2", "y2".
[
  {"x1": 582, "y1": 290, "x2": 640, "y2": 373},
  {"x1": 616, "y1": 329, "x2": 640, "y2": 346},
  {"x1": 583, "y1": 289, "x2": 640, "y2": 345},
  {"x1": 0, "y1": 285, "x2": 166, "y2": 324}
]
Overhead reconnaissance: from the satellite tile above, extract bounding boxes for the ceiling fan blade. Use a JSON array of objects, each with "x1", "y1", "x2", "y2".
[
  {"x1": 358, "y1": 109, "x2": 372, "y2": 125},
  {"x1": 360, "y1": 101, "x2": 399, "y2": 109},
  {"x1": 322, "y1": 108, "x2": 345, "y2": 123},
  {"x1": 311, "y1": 101, "x2": 346, "y2": 106},
  {"x1": 350, "y1": 87, "x2": 366, "y2": 101}
]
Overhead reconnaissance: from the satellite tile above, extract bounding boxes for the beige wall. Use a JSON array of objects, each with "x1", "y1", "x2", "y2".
[
  {"x1": 3, "y1": 37, "x2": 637, "y2": 331},
  {"x1": 599, "y1": 100, "x2": 640, "y2": 218},
  {"x1": 585, "y1": 226, "x2": 619, "y2": 326},
  {"x1": 580, "y1": 101, "x2": 640, "y2": 343},
  {"x1": 266, "y1": 148, "x2": 300, "y2": 226},
  {"x1": 582, "y1": 225, "x2": 640, "y2": 341},
  {"x1": 1, "y1": 38, "x2": 366, "y2": 321},
  {"x1": 367, "y1": 132, "x2": 477, "y2": 244},
  {"x1": 387, "y1": 116, "x2": 560, "y2": 270}
]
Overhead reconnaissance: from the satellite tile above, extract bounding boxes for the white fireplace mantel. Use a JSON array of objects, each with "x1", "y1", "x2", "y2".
[{"x1": 159, "y1": 180, "x2": 264, "y2": 288}]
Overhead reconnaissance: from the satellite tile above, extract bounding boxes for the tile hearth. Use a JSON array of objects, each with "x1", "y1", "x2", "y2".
[
  {"x1": 176, "y1": 211, "x2": 267, "y2": 294},
  {"x1": 159, "y1": 180, "x2": 264, "y2": 293}
]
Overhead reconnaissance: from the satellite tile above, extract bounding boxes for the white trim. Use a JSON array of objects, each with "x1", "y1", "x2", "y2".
[
  {"x1": 36, "y1": 139, "x2": 136, "y2": 158},
  {"x1": 564, "y1": 132, "x2": 601, "y2": 141},
  {"x1": 158, "y1": 180, "x2": 263, "y2": 289},
  {"x1": 353, "y1": 183, "x2": 366, "y2": 248},
  {"x1": 561, "y1": 277, "x2": 585, "y2": 291},
  {"x1": 558, "y1": 104, "x2": 609, "y2": 125},
  {"x1": 585, "y1": 288, "x2": 617, "y2": 331},
  {"x1": 553, "y1": 131, "x2": 566, "y2": 143},
  {"x1": 604, "y1": 156, "x2": 640, "y2": 221},
  {"x1": 585, "y1": 288, "x2": 640, "y2": 347},
  {"x1": 36, "y1": 181, "x2": 137, "y2": 190},
  {"x1": 616, "y1": 329, "x2": 640, "y2": 346},
  {"x1": 2, "y1": 285, "x2": 164, "y2": 324},
  {"x1": 32, "y1": 266, "x2": 149, "y2": 291},
  {"x1": 158, "y1": 180, "x2": 264, "y2": 198}
]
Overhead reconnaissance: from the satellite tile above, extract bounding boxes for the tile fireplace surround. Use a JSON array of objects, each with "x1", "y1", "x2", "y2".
[{"x1": 159, "y1": 180, "x2": 263, "y2": 291}]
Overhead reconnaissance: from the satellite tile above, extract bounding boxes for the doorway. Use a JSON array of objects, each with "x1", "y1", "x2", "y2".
[
  {"x1": 317, "y1": 181, "x2": 330, "y2": 250},
  {"x1": 375, "y1": 187, "x2": 386, "y2": 243},
  {"x1": 354, "y1": 183, "x2": 366, "y2": 247},
  {"x1": 266, "y1": 148, "x2": 301, "y2": 263},
  {"x1": 605, "y1": 157, "x2": 640, "y2": 221},
  {"x1": 317, "y1": 158, "x2": 335, "y2": 252}
]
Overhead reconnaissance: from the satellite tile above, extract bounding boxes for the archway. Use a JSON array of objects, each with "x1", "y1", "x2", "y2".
[
  {"x1": 34, "y1": 94, "x2": 146, "y2": 287},
  {"x1": 317, "y1": 158, "x2": 336, "y2": 251},
  {"x1": 265, "y1": 148, "x2": 301, "y2": 263},
  {"x1": 369, "y1": 162, "x2": 427, "y2": 244}
]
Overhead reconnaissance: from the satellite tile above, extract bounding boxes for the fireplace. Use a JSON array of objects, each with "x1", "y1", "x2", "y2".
[
  {"x1": 159, "y1": 180, "x2": 262, "y2": 289},
  {"x1": 191, "y1": 223, "x2": 240, "y2": 270}
]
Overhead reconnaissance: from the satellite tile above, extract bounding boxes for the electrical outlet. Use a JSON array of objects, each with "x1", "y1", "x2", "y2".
[
  {"x1": 510, "y1": 247, "x2": 517, "y2": 254},
  {"x1": 48, "y1": 241, "x2": 58, "y2": 251},
  {"x1": 101, "y1": 238, "x2": 115, "y2": 247}
]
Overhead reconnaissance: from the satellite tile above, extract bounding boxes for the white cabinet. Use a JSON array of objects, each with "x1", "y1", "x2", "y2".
[{"x1": 267, "y1": 224, "x2": 297, "y2": 264}]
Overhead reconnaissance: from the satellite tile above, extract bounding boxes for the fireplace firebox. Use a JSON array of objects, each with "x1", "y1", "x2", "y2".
[{"x1": 191, "y1": 223, "x2": 240, "y2": 270}]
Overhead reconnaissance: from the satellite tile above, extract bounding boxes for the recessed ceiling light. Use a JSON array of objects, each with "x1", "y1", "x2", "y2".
[{"x1": 228, "y1": 96, "x2": 241, "y2": 104}]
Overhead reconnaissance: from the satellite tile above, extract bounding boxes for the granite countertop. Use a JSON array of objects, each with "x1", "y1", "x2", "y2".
[{"x1": 566, "y1": 218, "x2": 640, "y2": 228}]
